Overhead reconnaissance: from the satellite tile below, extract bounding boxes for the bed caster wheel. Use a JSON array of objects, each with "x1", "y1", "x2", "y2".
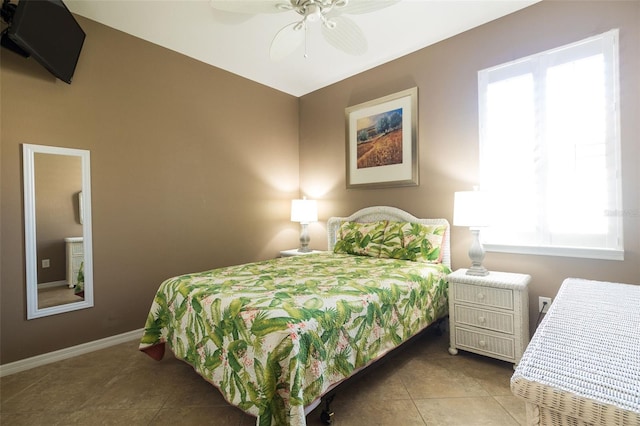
[
  {"x1": 320, "y1": 394, "x2": 335, "y2": 424},
  {"x1": 320, "y1": 409, "x2": 334, "y2": 424}
]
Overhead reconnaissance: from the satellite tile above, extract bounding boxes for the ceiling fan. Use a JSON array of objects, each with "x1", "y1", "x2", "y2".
[{"x1": 209, "y1": 0, "x2": 399, "y2": 60}]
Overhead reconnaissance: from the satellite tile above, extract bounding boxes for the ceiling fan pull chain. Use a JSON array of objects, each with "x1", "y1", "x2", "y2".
[{"x1": 304, "y1": 21, "x2": 309, "y2": 58}]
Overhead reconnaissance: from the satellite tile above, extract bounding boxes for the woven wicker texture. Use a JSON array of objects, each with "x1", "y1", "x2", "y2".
[{"x1": 512, "y1": 278, "x2": 640, "y2": 425}]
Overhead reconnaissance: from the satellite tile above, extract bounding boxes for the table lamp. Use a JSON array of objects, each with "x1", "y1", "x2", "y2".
[{"x1": 291, "y1": 197, "x2": 318, "y2": 252}]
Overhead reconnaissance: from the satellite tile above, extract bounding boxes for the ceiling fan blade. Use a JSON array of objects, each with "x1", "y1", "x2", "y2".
[
  {"x1": 270, "y1": 22, "x2": 305, "y2": 61},
  {"x1": 321, "y1": 16, "x2": 367, "y2": 56},
  {"x1": 333, "y1": 0, "x2": 400, "y2": 16},
  {"x1": 209, "y1": 0, "x2": 286, "y2": 14}
]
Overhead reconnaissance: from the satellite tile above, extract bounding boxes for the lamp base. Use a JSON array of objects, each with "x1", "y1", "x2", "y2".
[
  {"x1": 466, "y1": 266, "x2": 489, "y2": 276},
  {"x1": 466, "y1": 228, "x2": 489, "y2": 276},
  {"x1": 298, "y1": 223, "x2": 310, "y2": 253}
]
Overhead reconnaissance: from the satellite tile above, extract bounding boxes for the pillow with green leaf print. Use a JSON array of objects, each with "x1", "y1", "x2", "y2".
[
  {"x1": 381, "y1": 221, "x2": 446, "y2": 263},
  {"x1": 333, "y1": 220, "x2": 388, "y2": 258}
]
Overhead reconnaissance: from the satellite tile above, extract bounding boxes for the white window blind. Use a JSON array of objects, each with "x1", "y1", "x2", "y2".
[{"x1": 478, "y1": 30, "x2": 623, "y2": 260}]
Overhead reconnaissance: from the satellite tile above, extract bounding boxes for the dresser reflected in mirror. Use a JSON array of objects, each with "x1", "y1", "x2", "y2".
[{"x1": 23, "y1": 144, "x2": 94, "y2": 319}]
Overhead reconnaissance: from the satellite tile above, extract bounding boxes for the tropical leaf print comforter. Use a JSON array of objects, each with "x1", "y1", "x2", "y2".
[{"x1": 139, "y1": 252, "x2": 450, "y2": 426}]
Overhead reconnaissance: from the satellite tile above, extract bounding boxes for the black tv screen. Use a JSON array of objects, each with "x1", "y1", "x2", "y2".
[{"x1": 8, "y1": 0, "x2": 85, "y2": 83}]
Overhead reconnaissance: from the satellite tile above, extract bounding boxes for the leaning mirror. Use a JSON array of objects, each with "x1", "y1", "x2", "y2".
[{"x1": 23, "y1": 144, "x2": 94, "y2": 319}]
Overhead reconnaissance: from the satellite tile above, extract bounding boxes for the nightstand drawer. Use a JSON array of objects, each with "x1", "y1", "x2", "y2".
[
  {"x1": 454, "y1": 305, "x2": 514, "y2": 334},
  {"x1": 455, "y1": 327, "x2": 515, "y2": 359},
  {"x1": 453, "y1": 283, "x2": 513, "y2": 310}
]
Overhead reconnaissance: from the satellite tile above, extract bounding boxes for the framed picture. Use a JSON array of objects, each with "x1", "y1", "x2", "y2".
[{"x1": 345, "y1": 87, "x2": 418, "y2": 189}]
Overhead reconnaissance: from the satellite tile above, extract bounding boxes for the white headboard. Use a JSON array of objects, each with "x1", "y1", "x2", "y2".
[{"x1": 326, "y1": 206, "x2": 451, "y2": 268}]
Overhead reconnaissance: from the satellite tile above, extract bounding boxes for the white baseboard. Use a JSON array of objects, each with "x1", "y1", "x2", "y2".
[
  {"x1": 0, "y1": 328, "x2": 144, "y2": 377},
  {"x1": 38, "y1": 280, "x2": 68, "y2": 289}
]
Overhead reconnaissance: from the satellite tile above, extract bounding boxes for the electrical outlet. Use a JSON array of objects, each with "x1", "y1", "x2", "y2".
[
  {"x1": 539, "y1": 296, "x2": 552, "y2": 314},
  {"x1": 42, "y1": 259, "x2": 50, "y2": 268}
]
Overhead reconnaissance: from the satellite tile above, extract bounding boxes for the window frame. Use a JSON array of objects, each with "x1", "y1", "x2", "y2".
[{"x1": 477, "y1": 29, "x2": 624, "y2": 261}]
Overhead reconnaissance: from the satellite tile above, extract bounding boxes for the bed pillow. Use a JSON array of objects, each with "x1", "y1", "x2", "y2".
[
  {"x1": 381, "y1": 221, "x2": 446, "y2": 263},
  {"x1": 333, "y1": 220, "x2": 388, "y2": 258}
]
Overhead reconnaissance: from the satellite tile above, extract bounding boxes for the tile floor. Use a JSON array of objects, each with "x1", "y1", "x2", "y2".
[
  {"x1": 0, "y1": 327, "x2": 525, "y2": 425},
  {"x1": 38, "y1": 285, "x2": 83, "y2": 309}
]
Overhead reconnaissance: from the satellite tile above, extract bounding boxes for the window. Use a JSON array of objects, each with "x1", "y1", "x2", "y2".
[{"x1": 478, "y1": 30, "x2": 623, "y2": 260}]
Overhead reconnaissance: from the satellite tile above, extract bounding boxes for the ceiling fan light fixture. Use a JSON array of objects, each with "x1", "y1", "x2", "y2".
[{"x1": 303, "y1": 3, "x2": 322, "y2": 22}]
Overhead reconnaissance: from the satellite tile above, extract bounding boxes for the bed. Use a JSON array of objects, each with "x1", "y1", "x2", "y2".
[{"x1": 139, "y1": 206, "x2": 451, "y2": 426}]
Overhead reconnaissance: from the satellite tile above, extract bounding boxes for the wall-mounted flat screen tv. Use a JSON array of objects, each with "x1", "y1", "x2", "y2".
[{"x1": 7, "y1": 0, "x2": 85, "y2": 84}]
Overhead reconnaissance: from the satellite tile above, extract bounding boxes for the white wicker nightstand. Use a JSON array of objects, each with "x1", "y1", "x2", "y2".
[
  {"x1": 279, "y1": 249, "x2": 323, "y2": 257},
  {"x1": 447, "y1": 269, "x2": 530, "y2": 366}
]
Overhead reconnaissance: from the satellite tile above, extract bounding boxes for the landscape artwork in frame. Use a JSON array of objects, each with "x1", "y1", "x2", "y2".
[{"x1": 345, "y1": 87, "x2": 418, "y2": 188}]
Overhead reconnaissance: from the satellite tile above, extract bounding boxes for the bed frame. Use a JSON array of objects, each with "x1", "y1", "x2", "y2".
[{"x1": 326, "y1": 205, "x2": 451, "y2": 268}]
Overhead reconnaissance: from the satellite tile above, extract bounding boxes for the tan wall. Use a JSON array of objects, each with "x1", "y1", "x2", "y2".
[
  {"x1": 299, "y1": 1, "x2": 640, "y2": 335},
  {"x1": 0, "y1": 16, "x2": 300, "y2": 363}
]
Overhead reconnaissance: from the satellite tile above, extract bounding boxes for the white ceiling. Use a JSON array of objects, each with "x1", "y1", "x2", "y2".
[{"x1": 66, "y1": 0, "x2": 539, "y2": 97}]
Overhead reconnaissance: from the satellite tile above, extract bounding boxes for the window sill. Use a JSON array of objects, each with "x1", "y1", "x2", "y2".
[{"x1": 484, "y1": 244, "x2": 624, "y2": 261}]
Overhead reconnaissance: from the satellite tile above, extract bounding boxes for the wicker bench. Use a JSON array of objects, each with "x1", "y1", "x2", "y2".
[{"x1": 511, "y1": 278, "x2": 640, "y2": 425}]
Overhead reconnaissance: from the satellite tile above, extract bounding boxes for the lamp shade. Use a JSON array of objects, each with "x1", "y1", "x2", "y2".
[
  {"x1": 453, "y1": 190, "x2": 490, "y2": 227},
  {"x1": 291, "y1": 198, "x2": 318, "y2": 224}
]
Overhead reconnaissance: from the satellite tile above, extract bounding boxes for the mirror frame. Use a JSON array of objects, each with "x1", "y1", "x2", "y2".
[{"x1": 23, "y1": 144, "x2": 94, "y2": 319}]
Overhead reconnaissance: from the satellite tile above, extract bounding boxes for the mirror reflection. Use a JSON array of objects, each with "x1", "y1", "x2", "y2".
[{"x1": 23, "y1": 144, "x2": 93, "y2": 319}]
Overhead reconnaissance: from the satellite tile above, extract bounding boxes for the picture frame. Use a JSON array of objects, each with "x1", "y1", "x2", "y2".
[{"x1": 345, "y1": 87, "x2": 418, "y2": 189}]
